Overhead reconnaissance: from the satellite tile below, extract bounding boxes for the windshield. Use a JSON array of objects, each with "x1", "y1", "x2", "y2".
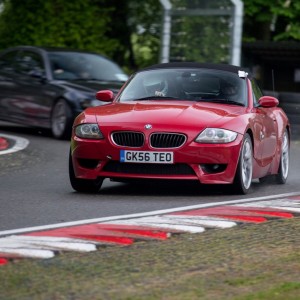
[
  {"x1": 49, "y1": 51, "x2": 128, "y2": 82},
  {"x1": 118, "y1": 68, "x2": 247, "y2": 106}
]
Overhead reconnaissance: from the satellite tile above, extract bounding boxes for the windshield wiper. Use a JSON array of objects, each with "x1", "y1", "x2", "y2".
[
  {"x1": 200, "y1": 98, "x2": 245, "y2": 106},
  {"x1": 71, "y1": 78, "x2": 104, "y2": 81},
  {"x1": 71, "y1": 78, "x2": 125, "y2": 83},
  {"x1": 134, "y1": 96, "x2": 179, "y2": 101}
]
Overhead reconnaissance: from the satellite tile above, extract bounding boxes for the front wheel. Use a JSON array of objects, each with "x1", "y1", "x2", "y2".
[
  {"x1": 69, "y1": 151, "x2": 103, "y2": 193},
  {"x1": 276, "y1": 129, "x2": 289, "y2": 184},
  {"x1": 51, "y1": 99, "x2": 73, "y2": 139},
  {"x1": 232, "y1": 133, "x2": 253, "y2": 194}
]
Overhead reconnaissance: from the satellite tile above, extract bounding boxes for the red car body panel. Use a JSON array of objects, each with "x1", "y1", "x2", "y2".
[
  {"x1": 71, "y1": 100, "x2": 289, "y2": 184},
  {"x1": 70, "y1": 63, "x2": 290, "y2": 190}
]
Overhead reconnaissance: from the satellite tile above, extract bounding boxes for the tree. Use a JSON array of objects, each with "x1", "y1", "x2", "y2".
[
  {"x1": 126, "y1": 0, "x2": 162, "y2": 69},
  {"x1": 0, "y1": 0, "x2": 116, "y2": 52},
  {"x1": 93, "y1": 0, "x2": 162, "y2": 71},
  {"x1": 1, "y1": 0, "x2": 300, "y2": 72},
  {"x1": 243, "y1": 0, "x2": 300, "y2": 42},
  {"x1": 0, "y1": 0, "x2": 162, "y2": 72}
]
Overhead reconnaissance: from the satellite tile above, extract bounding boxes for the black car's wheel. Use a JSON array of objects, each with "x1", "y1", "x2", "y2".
[
  {"x1": 232, "y1": 133, "x2": 253, "y2": 194},
  {"x1": 69, "y1": 151, "x2": 103, "y2": 193},
  {"x1": 51, "y1": 99, "x2": 73, "y2": 139},
  {"x1": 276, "y1": 129, "x2": 289, "y2": 184}
]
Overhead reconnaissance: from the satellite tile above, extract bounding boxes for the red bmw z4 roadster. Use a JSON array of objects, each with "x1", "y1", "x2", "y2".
[{"x1": 69, "y1": 62, "x2": 290, "y2": 194}]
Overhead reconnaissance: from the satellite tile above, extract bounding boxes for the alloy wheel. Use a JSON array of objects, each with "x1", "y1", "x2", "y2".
[{"x1": 241, "y1": 138, "x2": 253, "y2": 190}]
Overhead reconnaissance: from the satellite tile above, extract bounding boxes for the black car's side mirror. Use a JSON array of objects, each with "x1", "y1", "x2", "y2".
[{"x1": 28, "y1": 68, "x2": 46, "y2": 81}]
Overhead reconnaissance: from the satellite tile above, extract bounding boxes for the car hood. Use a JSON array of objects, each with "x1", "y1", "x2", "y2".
[
  {"x1": 55, "y1": 79, "x2": 124, "y2": 94},
  {"x1": 86, "y1": 101, "x2": 246, "y2": 131}
]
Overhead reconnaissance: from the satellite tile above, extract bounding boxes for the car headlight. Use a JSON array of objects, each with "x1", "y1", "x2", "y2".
[
  {"x1": 81, "y1": 99, "x2": 100, "y2": 109},
  {"x1": 195, "y1": 128, "x2": 237, "y2": 143},
  {"x1": 75, "y1": 124, "x2": 103, "y2": 139}
]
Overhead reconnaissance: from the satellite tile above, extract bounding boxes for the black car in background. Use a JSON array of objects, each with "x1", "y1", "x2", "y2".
[{"x1": 0, "y1": 46, "x2": 128, "y2": 139}]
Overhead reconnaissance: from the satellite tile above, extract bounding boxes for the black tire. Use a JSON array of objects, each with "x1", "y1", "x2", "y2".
[
  {"x1": 258, "y1": 175, "x2": 275, "y2": 184},
  {"x1": 51, "y1": 99, "x2": 73, "y2": 139},
  {"x1": 275, "y1": 129, "x2": 289, "y2": 184},
  {"x1": 258, "y1": 176, "x2": 268, "y2": 184},
  {"x1": 69, "y1": 151, "x2": 103, "y2": 193},
  {"x1": 232, "y1": 133, "x2": 253, "y2": 194}
]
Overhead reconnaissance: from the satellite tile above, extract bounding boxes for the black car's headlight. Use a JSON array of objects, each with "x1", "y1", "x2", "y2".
[
  {"x1": 195, "y1": 128, "x2": 237, "y2": 143},
  {"x1": 75, "y1": 124, "x2": 104, "y2": 139},
  {"x1": 81, "y1": 99, "x2": 100, "y2": 109}
]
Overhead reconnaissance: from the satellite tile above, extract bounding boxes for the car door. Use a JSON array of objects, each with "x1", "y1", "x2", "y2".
[
  {"x1": 10, "y1": 50, "x2": 55, "y2": 127},
  {"x1": 0, "y1": 49, "x2": 20, "y2": 122},
  {"x1": 251, "y1": 79, "x2": 278, "y2": 167},
  {"x1": 0, "y1": 49, "x2": 59, "y2": 128}
]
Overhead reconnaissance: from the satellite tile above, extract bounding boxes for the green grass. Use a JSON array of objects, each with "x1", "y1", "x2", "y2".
[{"x1": 1, "y1": 217, "x2": 300, "y2": 300}]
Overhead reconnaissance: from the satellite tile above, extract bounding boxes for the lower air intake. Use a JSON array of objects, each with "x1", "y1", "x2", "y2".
[{"x1": 103, "y1": 161, "x2": 195, "y2": 175}]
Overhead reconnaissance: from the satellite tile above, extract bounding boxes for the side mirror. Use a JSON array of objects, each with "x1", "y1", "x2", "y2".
[
  {"x1": 258, "y1": 96, "x2": 279, "y2": 108},
  {"x1": 95, "y1": 90, "x2": 114, "y2": 102},
  {"x1": 29, "y1": 68, "x2": 46, "y2": 80}
]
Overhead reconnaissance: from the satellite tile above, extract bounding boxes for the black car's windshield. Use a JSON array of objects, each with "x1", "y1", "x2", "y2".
[
  {"x1": 49, "y1": 51, "x2": 128, "y2": 82},
  {"x1": 118, "y1": 68, "x2": 247, "y2": 106}
]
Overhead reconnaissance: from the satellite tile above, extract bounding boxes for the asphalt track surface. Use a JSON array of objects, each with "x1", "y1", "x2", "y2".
[
  {"x1": 0, "y1": 190, "x2": 300, "y2": 264},
  {"x1": 0, "y1": 122, "x2": 300, "y2": 264}
]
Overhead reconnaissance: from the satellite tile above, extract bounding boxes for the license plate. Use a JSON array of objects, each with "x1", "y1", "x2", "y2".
[{"x1": 120, "y1": 150, "x2": 174, "y2": 164}]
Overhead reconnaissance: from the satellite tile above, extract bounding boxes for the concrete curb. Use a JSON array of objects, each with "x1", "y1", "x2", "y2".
[
  {"x1": 0, "y1": 134, "x2": 29, "y2": 155},
  {"x1": 0, "y1": 193, "x2": 299, "y2": 265},
  {"x1": 0, "y1": 137, "x2": 9, "y2": 151}
]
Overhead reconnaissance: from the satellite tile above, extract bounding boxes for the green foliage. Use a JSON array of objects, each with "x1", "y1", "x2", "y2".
[
  {"x1": 0, "y1": 0, "x2": 117, "y2": 56},
  {"x1": 272, "y1": 0, "x2": 300, "y2": 41},
  {"x1": 0, "y1": 0, "x2": 300, "y2": 72},
  {"x1": 243, "y1": 0, "x2": 300, "y2": 41},
  {"x1": 170, "y1": 15, "x2": 231, "y2": 64},
  {"x1": 127, "y1": 0, "x2": 162, "y2": 69},
  {"x1": 244, "y1": 0, "x2": 274, "y2": 21},
  {"x1": 0, "y1": 0, "x2": 162, "y2": 72}
]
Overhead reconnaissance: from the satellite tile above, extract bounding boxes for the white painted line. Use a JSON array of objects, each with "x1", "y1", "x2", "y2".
[
  {"x1": 6, "y1": 236, "x2": 97, "y2": 252},
  {"x1": 234, "y1": 199, "x2": 300, "y2": 212},
  {"x1": 106, "y1": 219, "x2": 205, "y2": 233},
  {"x1": 165, "y1": 215, "x2": 237, "y2": 228},
  {"x1": 0, "y1": 239, "x2": 57, "y2": 250},
  {"x1": 106, "y1": 215, "x2": 236, "y2": 230},
  {"x1": 239, "y1": 198, "x2": 300, "y2": 207},
  {"x1": 270, "y1": 207, "x2": 300, "y2": 213},
  {"x1": 0, "y1": 134, "x2": 29, "y2": 155},
  {"x1": 10, "y1": 236, "x2": 100, "y2": 244},
  {"x1": 0, "y1": 248, "x2": 55, "y2": 259},
  {"x1": 1, "y1": 191, "x2": 300, "y2": 237},
  {"x1": 110, "y1": 216, "x2": 210, "y2": 229}
]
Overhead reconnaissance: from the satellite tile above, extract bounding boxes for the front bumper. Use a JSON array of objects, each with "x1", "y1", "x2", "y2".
[{"x1": 70, "y1": 134, "x2": 244, "y2": 184}]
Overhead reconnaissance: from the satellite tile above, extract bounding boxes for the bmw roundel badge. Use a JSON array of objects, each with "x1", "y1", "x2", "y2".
[{"x1": 145, "y1": 124, "x2": 152, "y2": 130}]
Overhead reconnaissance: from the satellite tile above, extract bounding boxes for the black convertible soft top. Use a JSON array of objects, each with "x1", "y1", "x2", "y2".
[{"x1": 142, "y1": 62, "x2": 251, "y2": 77}]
